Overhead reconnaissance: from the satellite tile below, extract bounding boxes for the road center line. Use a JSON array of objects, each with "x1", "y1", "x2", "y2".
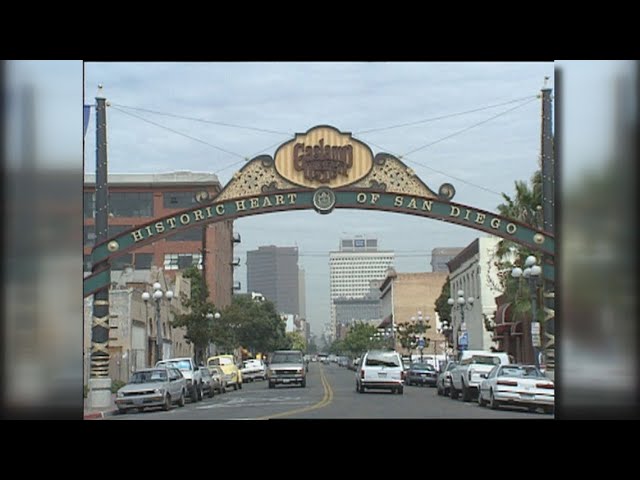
[{"x1": 255, "y1": 365, "x2": 333, "y2": 420}]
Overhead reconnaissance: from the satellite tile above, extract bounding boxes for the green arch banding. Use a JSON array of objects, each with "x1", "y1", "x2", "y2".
[{"x1": 86, "y1": 189, "x2": 554, "y2": 297}]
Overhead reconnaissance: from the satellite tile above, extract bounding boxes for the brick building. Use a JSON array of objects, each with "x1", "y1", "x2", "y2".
[{"x1": 83, "y1": 171, "x2": 236, "y2": 308}]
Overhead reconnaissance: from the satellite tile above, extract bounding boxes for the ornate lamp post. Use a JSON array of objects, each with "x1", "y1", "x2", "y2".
[
  {"x1": 142, "y1": 282, "x2": 173, "y2": 364},
  {"x1": 511, "y1": 255, "x2": 543, "y2": 368},
  {"x1": 448, "y1": 290, "x2": 474, "y2": 355}
]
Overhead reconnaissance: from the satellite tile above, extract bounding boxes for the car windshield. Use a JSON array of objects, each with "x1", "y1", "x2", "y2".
[
  {"x1": 159, "y1": 360, "x2": 191, "y2": 371},
  {"x1": 208, "y1": 357, "x2": 233, "y2": 366},
  {"x1": 365, "y1": 352, "x2": 401, "y2": 367},
  {"x1": 411, "y1": 363, "x2": 434, "y2": 370},
  {"x1": 499, "y1": 366, "x2": 546, "y2": 378},
  {"x1": 130, "y1": 370, "x2": 167, "y2": 384},
  {"x1": 447, "y1": 363, "x2": 458, "y2": 371},
  {"x1": 470, "y1": 356, "x2": 501, "y2": 365},
  {"x1": 271, "y1": 353, "x2": 303, "y2": 364}
]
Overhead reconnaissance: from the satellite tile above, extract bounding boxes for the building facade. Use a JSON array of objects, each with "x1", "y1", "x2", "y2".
[
  {"x1": 298, "y1": 267, "x2": 306, "y2": 320},
  {"x1": 431, "y1": 247, "x2": 465, "y2": 272},
  {"x1": 246, "y1": 245, "x2": 300, "y2": 316},
  {"x1": 447, "y1": 236, "x2": 504, "y2": 353},
  {"x1": 378, "y1": 271, "x2": 449, "y2": 356},
  {"x1": 83, "y1": 268, "x2": 194, "y2": 384},
  {"x1": 329, "y1": 235, "x2": 394, "y2": 337},
  {"x1": 83, "y1": 172, "x2": 235, "y2": 308}
]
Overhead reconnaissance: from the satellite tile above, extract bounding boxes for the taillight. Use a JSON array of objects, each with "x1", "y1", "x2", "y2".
[
  {"x1": 360, "y1": 370, "x2": 365, "y2": 379},
  {"x1": 497, "y1": 380, "x2": 518, "y2": 386},
  {"x1": 536, "y1": 383, "x2": 554, "y2": 389}
]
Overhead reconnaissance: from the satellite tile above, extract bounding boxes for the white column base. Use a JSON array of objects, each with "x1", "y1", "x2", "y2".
[{"x1": 88, "y1": 378, "x2": 112, "y2": 410}]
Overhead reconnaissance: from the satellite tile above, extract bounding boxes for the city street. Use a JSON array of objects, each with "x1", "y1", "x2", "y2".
[{"x1": 109, "y1": 363, "x2": 552, "y2": 420}]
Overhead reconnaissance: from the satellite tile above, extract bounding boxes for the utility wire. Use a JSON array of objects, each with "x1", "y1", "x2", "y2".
[
  {"x1": 111, "y1": 106, "x2": 248, "y2": 160},
  {"x1": 354, "y1": 95, "x2": 537, "y2": 134},
  {"x1": 111, "y1": 103, "x2": 292, "y2": 136},
  {"x1": 356, "y1": 98, "x2": 538, "y2": 197}
]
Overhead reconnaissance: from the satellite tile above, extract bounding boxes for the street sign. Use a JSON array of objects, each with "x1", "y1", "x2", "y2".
[
  {"x1": 531, "y1": 322, "x2": 540, "y2": 335},
  {"x1": 532, "y1": 334, "x2": 541, "y2": 347}
]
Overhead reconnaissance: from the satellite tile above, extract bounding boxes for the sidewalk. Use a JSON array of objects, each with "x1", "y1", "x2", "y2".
[{"x1": 84, "y1": 394, "x2": 118, "y2": 420}]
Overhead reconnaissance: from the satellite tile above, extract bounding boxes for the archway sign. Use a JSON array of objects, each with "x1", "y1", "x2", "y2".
[{"x1": 84, "y1": 125, "x2": 555, "y2": 297}]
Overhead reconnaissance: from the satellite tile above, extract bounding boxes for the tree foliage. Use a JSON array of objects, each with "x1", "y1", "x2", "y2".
[
  {"x1": 171, "y1": 266, "x2": 218, "y2": 364},
  {"x1": 216, "y1": 294, "x2": 289, "y2": 355},
  {"x1": 339, "y1": 322, "x2": 386, "y2": 357},
  {"x1": 491, "y1": 169, "x2": 546, "y2": 325},
  {"x1": 286, "y1": 331, "x2": 307, "y2": 351},
  {"x1": 434, "y1": 276, "x2": 452, "y2": 327}
]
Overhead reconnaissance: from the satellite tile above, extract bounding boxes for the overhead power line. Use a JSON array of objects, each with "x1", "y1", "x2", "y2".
[
  {"x1": 111, "y1": 106, "x2": 247, "y2": 160},
  {"x1": 354, "y1": 95, "x2": 537, "y2": 134},
  {"x1": 111, "y1": 103, "x2": 292, "y2": 136}
]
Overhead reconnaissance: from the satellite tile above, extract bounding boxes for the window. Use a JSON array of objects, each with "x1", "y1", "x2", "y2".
[
  {"x1": 167, "y1": 226, "x2": 204, "y2": 242},
  {"x1": 163, "y1": 191, "x2": 197, "y2": 209},
  {"x1": 164, "y1": 253, "x2": 202, "y2": 270},
  {"x1": 134, "y1": 253, "x2": 153, "y2": 269},
  {"x1": 109, "y1": 224, "x2": 134, "y2": 237},
  {"x1": 109, "y1": 192, "x2": 153, "y2": 217},
  {"x1": 83, "y1": 192, "x2": 95, "y2": 218},
  {"x1": 83, "y1": 225, "x2": 96, "y2": 247},
  {"x1": 111, "y1": 254, "x2": 133, "y2": 270}
]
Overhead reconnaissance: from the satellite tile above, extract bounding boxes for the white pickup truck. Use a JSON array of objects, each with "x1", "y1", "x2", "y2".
[
  {"x1": 449, "y1": 351, "x2": 512, "y2": 402},
  {"x1": 156, "y1": 357, "x2": 203, "y2": 402}
]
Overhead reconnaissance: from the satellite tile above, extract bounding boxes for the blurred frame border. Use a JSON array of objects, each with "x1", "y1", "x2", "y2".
[
  {"x1": 556, "y1": 61, "x2": 640, "y2": 419},
  {"x1": 1, "y1": 60, "x2": 83, "y2": 419}
]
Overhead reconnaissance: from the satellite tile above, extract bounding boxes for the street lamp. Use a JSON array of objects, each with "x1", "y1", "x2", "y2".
[
  {"x1": 448, "y1": 289, "x2": 474, "y2": 355},
  {"x1": 438, "y1": 319, "x2": 453, "y2": 362},
  {"x1": 511, "y1": 255, "x2": 543, "y2": 368},
  {"x1": 142, "y1": 281, "x2": 173, "y2": 364}
]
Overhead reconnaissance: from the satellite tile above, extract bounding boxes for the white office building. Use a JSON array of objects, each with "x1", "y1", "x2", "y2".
[{"x1": 329, "y1": 235, "x2": 394, "y2": 337}]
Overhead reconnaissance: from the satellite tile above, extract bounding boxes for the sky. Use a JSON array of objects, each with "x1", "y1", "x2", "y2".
[{"x1": 83, "y1": 62, "x2": 562, "y2": 337}]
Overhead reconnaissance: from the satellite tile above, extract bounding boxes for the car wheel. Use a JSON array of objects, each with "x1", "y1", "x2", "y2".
[
  {"x1": 478, "y1": 390, "x2": 486, "y2": 407},
  {"x1": 462, "y1": 382, "x2": 471, "y2": 402},
  {"x1": 163, "y1": 394, "x2": 171, "y2": 411},
  {"x1": 178, "y1": 390, "x2": 185, "y2": 407},
  {"x1": 489, "y1": 390, "x2": 500, "y2": 410},
  {"x1": 450, "y1": 383, "x2": 459, "y2": 400},
  {"x1": 190, "y1": 386, "x2": 198, "y2": 402},
  {"x1": 437, "y1": 383, "x2": 442, "y2": 395},
  {"x1": 209, "y1": 385, "x2": 215, "y2": 398},
  {"x1": 301, "y1": 379, "x2": 306, "y2": 388},
  {"x1": 197, "y1": 384, "x2": 203, "y2": 401},
  {"x1": 268, "y1": 381, "x2": 275, "y2": 389}
]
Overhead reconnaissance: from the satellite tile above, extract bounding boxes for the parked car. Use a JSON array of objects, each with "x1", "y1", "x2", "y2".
[
  {"x1": 115, "y1": 367, "x2": 186, "y2": 413},
  {"x1": 356, "y1": 350, "x2": 404, "y2": 394},
  {"x1": 241, "y1": 359, "x2": 267, "y2": 382},
  {"x1": 267, "y1": 350, "x2": 307, "y2": 388},
  {"x1": 478, "y1": 364, "x2": 554, "y2": 414},
  {"x1": 436, "y1": 361, "x2": 458, "y2": 396},
  {"x1": 208, "y1": 365, "x2": 228, "y2": 394},
  {"x1": 198, "y1": 367, "x2": 216, "y2": 398},
  {"x1": 207, "y1": 355, "x2": 243, "y2": 390},
  {"x1": 405, "y1": 362, "x2": 437, "y2": 387},
  {"x1": 156, "y1": 357, "x2": 203, "y2": 402},
  {"x1": 449, "y1": 351, "x2": 512, "y2": 402}
]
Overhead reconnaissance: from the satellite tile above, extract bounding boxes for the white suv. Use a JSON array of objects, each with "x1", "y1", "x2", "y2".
[{"x1": 356, "y1": 350, "x2": 405, "y2": 394}]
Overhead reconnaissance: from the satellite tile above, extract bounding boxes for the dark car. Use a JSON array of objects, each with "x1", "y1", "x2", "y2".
[{"x1": 405, "y1": 362, "x2": 438, "y2": 387}]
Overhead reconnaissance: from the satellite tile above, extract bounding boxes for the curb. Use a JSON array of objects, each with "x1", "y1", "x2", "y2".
[{"x1": 84, "y1": 409, "x2": 118, "y2": 420}]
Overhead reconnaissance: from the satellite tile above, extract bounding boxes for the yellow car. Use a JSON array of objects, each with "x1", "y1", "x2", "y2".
[{"x1": 207, "y1": 355, "x2": 243, "y2": 390}]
